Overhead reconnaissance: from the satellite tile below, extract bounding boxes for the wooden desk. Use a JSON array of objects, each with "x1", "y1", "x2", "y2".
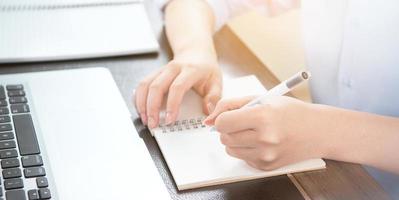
[{"x1": 0, "y1": 1, "x2": 389, "y2": 199}]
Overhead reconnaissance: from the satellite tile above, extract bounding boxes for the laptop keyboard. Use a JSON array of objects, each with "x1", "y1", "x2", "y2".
[{"x1": 0, "y1": 85, "x2": 51, "y2": 200}]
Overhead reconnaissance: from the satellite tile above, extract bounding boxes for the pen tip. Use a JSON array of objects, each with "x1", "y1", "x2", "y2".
[{"x1": 302, "y1": 71, "x2": 311, "y2": 79}]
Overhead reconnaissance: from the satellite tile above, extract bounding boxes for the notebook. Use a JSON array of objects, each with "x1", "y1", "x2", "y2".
[{"x1": 150, "y1": 75, "x2": 326, "y2": 190}]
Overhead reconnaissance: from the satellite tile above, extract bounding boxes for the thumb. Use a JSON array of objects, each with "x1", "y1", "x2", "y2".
[{"x1": 202, "y1": 84, "x2": 222, "y2": 115}]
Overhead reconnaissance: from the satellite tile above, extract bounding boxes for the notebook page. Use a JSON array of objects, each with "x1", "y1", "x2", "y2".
[{"x1": 153, "y1": 75, "x2": 325, "y2": 190}]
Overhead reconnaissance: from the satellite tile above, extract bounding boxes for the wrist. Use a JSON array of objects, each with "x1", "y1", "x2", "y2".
[
  {"x1": 304, "y1": 103, "x2": 340, "y2": 159},
  {"x1": 299, "y1": 102, "x2": 399, "y2": 171},
  {"x1": 309, "y1": 104, "x2": 361, "y2": 161},
  {"x1": 174, "y1": 44, "x2": 217, "y2": 62}
]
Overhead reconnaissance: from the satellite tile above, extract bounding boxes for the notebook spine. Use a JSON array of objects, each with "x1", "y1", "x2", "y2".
[
  {"x1": 159, "y1": 117, "x2": 207, "y2": 133},
  {"x1": 0, "y1": 1, "x2": 136, "y2": 11}
]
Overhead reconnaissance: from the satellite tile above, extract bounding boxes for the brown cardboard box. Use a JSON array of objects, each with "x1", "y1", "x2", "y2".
[{"x1": 226, "y1": 10, "x2": 311, "y2": 102}]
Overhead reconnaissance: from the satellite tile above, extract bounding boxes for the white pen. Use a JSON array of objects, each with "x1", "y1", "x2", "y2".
[{"x1": 209, "y1": 70, "x2": 311, "y2": 131}]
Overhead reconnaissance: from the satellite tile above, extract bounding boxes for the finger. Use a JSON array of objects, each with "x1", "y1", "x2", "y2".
[
  {"x1": 146, "y1": 68, "x2": 180, "y2": 128},
  {"x1": 202, "y1": 78, "x2": 222, "y2": 115},
  {"x1": 214, "y1": 106, "x2": 261, "y2": 133},
  {"x1": 245, "y1": 160, "x2": 258, "y2": 169},
  {"x1": 248, "y1": 159, "x2": 282, "y2": 171},
  {"x1": 135, "y1": 69, "x2": 162, "y2": 125},
  {"x1": 244, "y1": 160, "x2": 276, "y2": 171},
  {"x1": 165, "y1": 69, "x2": 200, "y2": 124},
  {"x1": 204, "y1": 96, "x2": 254, "y2": 125},
  {"x1": 219, "y1": 130, "x2": 258, "y2": 148},
  {"x1": 225, "y1": 146, "x2": 257, "y2": 161}
]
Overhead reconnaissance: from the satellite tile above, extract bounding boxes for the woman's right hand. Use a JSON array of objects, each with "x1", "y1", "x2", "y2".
[{"x1": 134, "y1": 51, "x2": 222, "y2": 128}]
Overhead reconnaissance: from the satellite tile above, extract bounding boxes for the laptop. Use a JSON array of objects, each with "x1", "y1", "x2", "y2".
[
  {"x1": 0, "y1": 0, "x2": 159, "y2": 63},
  {"x1": 0, "y1": 68, "x2": 170, "y2": 199}
]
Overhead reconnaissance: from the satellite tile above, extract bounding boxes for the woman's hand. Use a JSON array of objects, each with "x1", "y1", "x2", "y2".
[
  {"x1": 204, "y1": 96, "x2": 328, "y2": 171},
  {"x1": 135, "y1": 0, "x2": 221, "y2": 129},
  {"x1": 135, "y1": 51, "x2": 222, "y2": 128}
]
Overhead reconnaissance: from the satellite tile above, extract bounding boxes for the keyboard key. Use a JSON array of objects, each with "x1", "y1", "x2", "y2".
[
  {"x1": 36, "y1": 177, "x2": 48, "y2": 188},
  {"x1": 9, "y1": 97, "x2": 27, "y2": 104},
  {"x1": 39, "y1": 188, "x2": 51, "y2": 199},
  {"x1": 0, "y1": 108, "x2": 9, "y2": 115},
  {"x1": 0, "y1": 124, "x2": 12, "y2": 132},
  {"x1": 24, "y1": 167, "x2": 46, "y2": 178},
  {"x1": 13, "y1": 114, "x2": 40, "y2": 155},
  {"x1": 0, "y1": 116, "x2": 10, "y2": 123},
  {"x1": 0, "y1": 100, "x2": 7, "y2": 107},
  {"x1": 0, "y1": 149, "x2": 18, "y2": 159},
  {"x1": 0, "y1": 187, "x2": 2, "y2": 197},
  {"x1": 0, "y1": 86, "x2": 5, "y2": 100},
  {"x1": 1, "y1": 158, "x2": 20, "y2": 169},
  {"x1": 6, "y1": 189, "x2": 26, "y2": 200},
  {"x1": 28, "y1": 190, "x2": 39, "y2": 200},
  {"x1": 0, "y1": 140, "x2": 16, "y2": 149},
  {"x1": 6, "y1": 85, "x2": 23, "y2": 91},
  {"x1": 10, "y1": 104, "x2": 30, "y2": 114},
  {"x1": 0, "y1": 132, "x2": 13, "y2": 140},
  {"x1": 4, "y1": 178, "x2": 24, "y2": 190},
  {"x1": 21, "y1": 155, "x2": 43, "y2": 167},
  {"x1": 2, "y1": 168, "x2": 22, "y2": 179},
  {"x1": 8, "y1": 90, "x2": 25, "y2": 97}
]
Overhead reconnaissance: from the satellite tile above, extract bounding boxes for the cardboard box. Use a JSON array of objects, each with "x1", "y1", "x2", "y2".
[{"x1": 226, "y1": 10, "x2": 311, "y2": 102}]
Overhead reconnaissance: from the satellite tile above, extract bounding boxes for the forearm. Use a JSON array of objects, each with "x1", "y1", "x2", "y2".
[
  {"x1": 314, "y1": 104, "x2": 399, "y2": 173},
  {"x1": 164, "y1": 0, "x2": 217, "y2": 60}
]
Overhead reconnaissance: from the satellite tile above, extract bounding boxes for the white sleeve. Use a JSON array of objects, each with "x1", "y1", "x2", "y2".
[
  {"x1": 157, "y1": 0, "x2": 292, "y2": 31},
  {"x1": 153, "y1": 0, "x2": 233, "y2": 30},
  {"x1": 205, "y1": 0, "x2": 270, "y2": 31},
  {"x1": 204, "y1": 0, "x2": 233, "y2": 31},
  {"x1": 154, "y1": 0, "x2": 169, "y2": 11}
]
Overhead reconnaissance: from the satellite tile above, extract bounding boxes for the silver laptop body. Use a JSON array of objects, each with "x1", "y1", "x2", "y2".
[
  {"x1": 0, "y1": 0, "x2": 159, "y2": 63},
  {"x1": 0, "y1": 68, "x2": 170, "y2": 199}
]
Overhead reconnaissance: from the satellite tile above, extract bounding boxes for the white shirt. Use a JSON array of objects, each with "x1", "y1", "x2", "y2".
[
  {"x1": 159, "y1": 0, "x2": 399, "y2": 197},
  {"x1": 206, "y1": 0, "x2": 399, "y2": 116}
]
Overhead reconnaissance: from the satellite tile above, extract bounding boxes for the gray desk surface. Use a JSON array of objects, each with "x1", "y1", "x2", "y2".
[{"x1": 0, "y1": 1, "x2": 390, "y2": 199}]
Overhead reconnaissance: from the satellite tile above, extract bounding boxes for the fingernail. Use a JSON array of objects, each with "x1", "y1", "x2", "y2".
[
  {"x1": 203, "y1": 116, "x2": 210, "y2": 124},
  {"x1": 148, "y1": 116, "x2": 156, "y2": 128},
  {"x1": 203, "y1": 116, "x2": 213, "y2": 125},
  {"x1": 140, "y1": 113, "x2": 147, "y2": 125},
  {"x1": 207, "y1": 102, "x2": 215, "y2": 113},
  {"x1": 165, "y1": 111, "x2": 173, "y2": 125}
]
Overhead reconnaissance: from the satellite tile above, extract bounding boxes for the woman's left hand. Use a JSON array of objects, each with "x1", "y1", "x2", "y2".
[{"x1": 204, "y1": 96, "x2": 328, "y2": 171}]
